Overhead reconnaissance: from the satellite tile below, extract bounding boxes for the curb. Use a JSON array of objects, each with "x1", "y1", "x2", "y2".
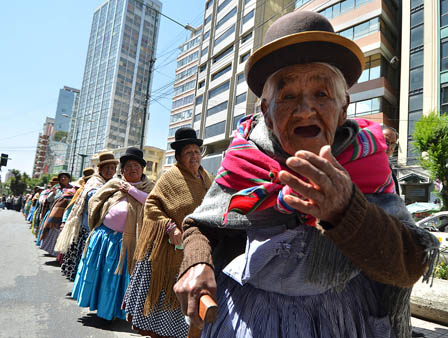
[{"x1": 411, "y1": 278, "x2": 448, "y2": 326}]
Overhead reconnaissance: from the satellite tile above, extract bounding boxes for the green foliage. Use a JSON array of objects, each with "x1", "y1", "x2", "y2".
[
  {"x1": 7, "y1": 169, "x2": 27, "y2": 195},
  {"x1": 53, "y1": 131, "x2": 68, "y2": 142},
  {"x1": 3, "y1": 170, "x2": 53, "y2": 195},
  {"x1": 434, "y1": 260, "x2": 448, "y2": 280},
  {"x1": 413, "y1": 111, "x2": 448, "y2": 210}
]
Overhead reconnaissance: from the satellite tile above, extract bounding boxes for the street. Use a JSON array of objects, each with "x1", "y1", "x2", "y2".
[{"x1": 0, "y1": 209, "x2": 447, "y2": 338}]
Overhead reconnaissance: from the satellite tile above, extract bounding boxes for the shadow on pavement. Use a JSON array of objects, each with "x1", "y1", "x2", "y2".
[
  {"x1": 43, "y1": 260, "x2": 61, "y2": 267},
  {"x1": 78, "y1": 313, "x2": 134, "y2": 333}
]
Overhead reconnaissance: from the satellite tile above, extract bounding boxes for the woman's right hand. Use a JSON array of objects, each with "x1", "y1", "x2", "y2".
[
  {"x1": 173, "y1": 264, "x2": 216, "y2": 328},
  {"x1": 168, "y1": 226, "x2": 183, "y2": 247}
]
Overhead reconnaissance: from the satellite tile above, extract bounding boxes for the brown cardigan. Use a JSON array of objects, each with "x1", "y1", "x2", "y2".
[{"x1": 180, "y1": 185, "x2": 427, "y2": 288}]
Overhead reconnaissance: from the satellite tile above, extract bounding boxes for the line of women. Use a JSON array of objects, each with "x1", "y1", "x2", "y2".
[{"x1": 23, "y1": 137, "x2": 211, "y2": 338}]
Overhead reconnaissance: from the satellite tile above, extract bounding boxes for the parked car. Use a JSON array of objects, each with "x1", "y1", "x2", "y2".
[{"x1": 416, "y1": 212, "x2": 448, "y2": 250}]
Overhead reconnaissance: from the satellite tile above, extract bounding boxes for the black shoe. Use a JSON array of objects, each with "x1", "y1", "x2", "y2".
[
  {"x1": 65, "y1": 291, "x2": 72, "y2": 297},
  {"x1": 412, "y1": 330, "x2": 425, "y2": 337}
]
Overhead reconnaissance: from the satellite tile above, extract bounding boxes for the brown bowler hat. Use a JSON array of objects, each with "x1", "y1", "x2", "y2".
[
  {"x1": 97, "y1": 151, "x2": 119, "y2": 168},
  {"x1": 245, "y1": 10, "x2": 364, "y2": 97},
  {"x1": 82, "y1": 167, "x2": 95, "y2": 180}
]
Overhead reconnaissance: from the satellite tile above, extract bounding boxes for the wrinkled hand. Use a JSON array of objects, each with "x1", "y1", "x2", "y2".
[
  {"x1": 278, "y1": 145, "x2": 353, "y2": 225},
  {"x1": 118, "y1": 181, "x2": 132, "y2": 194},
  {"x1": 168, "y1": 226, "x2": 182, "y2": 247},
  {"x1": 173, "y1": 264, "x2": 216, "y2": 329}
]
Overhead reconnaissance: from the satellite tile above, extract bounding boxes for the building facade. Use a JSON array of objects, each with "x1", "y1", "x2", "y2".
[
  {"x1": 163, "y1": 27, "x2": 203, "y2": 170},
  {"x1": 184, "y1": 0, "x2": 400, "y2": 175},
  {"x1": 54, "y1": 86, "x2": 80, "y2": 132},
  {"x1": 67, "y1": 0, "x2": 162, "y2": 176},
  {"x1": 32, "y1": 117, "x2": 55, "y2": 178}
]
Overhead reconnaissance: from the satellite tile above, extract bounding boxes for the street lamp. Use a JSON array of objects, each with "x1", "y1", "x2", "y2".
[{"x1": 62, "y1": 114, "x2": 94, "y2": 177}]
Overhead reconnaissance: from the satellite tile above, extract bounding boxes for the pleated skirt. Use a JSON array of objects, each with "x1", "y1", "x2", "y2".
[
  {"x1": 61, "y1": 226, "x2": 89, "y2": 282},
  {"x1": 40, "y1": 228, "x2": 60, "y2": 256},
  {"x1": 201, "y1": 273, "x2": 393, "y2": 338},
  {"x1": 72, "y1": 224, "x2": 129, "y2": 320},
  {"x1": 123, "y1": 256, "x2": 189, "y2": 338}
]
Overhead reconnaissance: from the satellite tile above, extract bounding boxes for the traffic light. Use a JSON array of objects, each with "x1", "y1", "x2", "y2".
[{"x1": 1, "y1": 154, "x2": 8, "y2": 167}]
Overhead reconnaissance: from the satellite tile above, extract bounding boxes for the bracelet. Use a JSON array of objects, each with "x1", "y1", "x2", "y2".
[{"x1": 165, "y1": 222, "x2": 177, "y2": 234}]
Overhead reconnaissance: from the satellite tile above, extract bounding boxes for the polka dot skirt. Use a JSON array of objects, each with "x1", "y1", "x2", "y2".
[
  {"x1": 124, "y1": 256, "x2": 189, "y2": 338},
  {"x1": 61, "y1": 227, "x2": 89, "y2": 281}
]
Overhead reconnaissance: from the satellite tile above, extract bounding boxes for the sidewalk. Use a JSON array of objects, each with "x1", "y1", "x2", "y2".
[{"x1": 412, "y1": 317, "x2": 448, "y2": 337}]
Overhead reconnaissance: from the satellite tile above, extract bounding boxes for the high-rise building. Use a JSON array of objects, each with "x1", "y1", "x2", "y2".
[
  {"x1": 32, "y1": 117, "x2": 55, "y2": 178},
  {"x1": 54, "y1": 86, "x2": 80, "y2": 132},
  {"x1": 68, "y1": 0, "x2": 162, "y2": 176},
  {"x1": 186, "y1": 0, "x2": 401, "y2": 175},
  {"x1": 164, "y1": 27, "x2": 203, "y2": 169}
]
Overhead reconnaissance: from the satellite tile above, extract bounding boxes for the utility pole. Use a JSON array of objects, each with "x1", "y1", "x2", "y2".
[{"x1": 78, "y1": 154, "x2": 88, "y2": 178}]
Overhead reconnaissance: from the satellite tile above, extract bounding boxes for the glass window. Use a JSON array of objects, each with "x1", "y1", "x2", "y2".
[
  {"x1": 206, "y1": 0, "x2": 213, "y2": 9},
  {"x1": 441, "y1": 86, "x2": 448, "y2": 114},
  {"x1": 205, "y1": 14, "x2": 211, "y2": 25},
  {"x1": 411, "y1": 0, "x2": 424, "y2": 8},
  {"x1": 205, "y1": 120, "x2": 226, "y2": 138},
  {"x1": 242, "y1": 10, "x2": 255, "y2": 25},
  {"x1": 442, "y1": 39, "x2": 448, "y2": 71},
  {"x1": 207, "y1": 101, "x2": 228, "y2": 116},
  {"x1": 240, "y1": 52, "x2": 250, "y2": 63},
  {"x1": 213, "y1": 45, "x2": 234, "y2": 63},
  {"x1": 215, "y1": 24, "x2": 235, "y2": 46},
  {"x1": 203, "y1": 30, "x2": 210, "y2": 40},
  {"x1": 410, "y1": 50, "x2": 424, "y2": 69},
  {"x1": 194, "y1": 113, "x2": 202, "y2": 122},
  {"x1": 208, "y1": 80, "x2": 230, "y2": 99},
  {"x1": 442, "y1": 0, "x2": 448, "y2": 27},
  {"x1": 201, "y1": 46, "x2": 209, "y2": 57},
  {"x1": 199, "y1": 81, "x2": 205, "y2": 89},
  {"x1": 216, "y1": 7, "x2": 237, "y2": 30},
  {"x1": 237, "y1": 72, "x2": 245, "y2": 84},
  {"x1": 196, "y1": 95, "x2": 203, "y2": 105},
  {"x1": 200, "y1": 64, "x2": 207, "y2": 72},
  {"x1": 233, "y1": 114, "x2": 245, "y2": 130},
  {"x1": 408, "y1": 110, "x2": 422, "y2": 136},
  {"x1": 411, "y1": 9, "x2": 424, "y2": 27},
  {"x1": 211, "y1": 64, "x2": 232, "y2": 81},
  {"x1": 410, "y1": 25, "x2": 424, "y2": 49},
  {"x1": 339, "y1": 28, "x2": 353, "y2": 40},
  {"x1": 409, "y1": 67, "x2": 423, "y2": 91},
  {"x1": 354, "y1": 21, "x2": 370, "y2": 39},
  {"x1": 409, "y1": 93, "x2": 423, "y2": 112},
  {"x1": 218, "y1": 0, "x2": 231, "y2": 12},
  {"x1": 341, "y1": 0, "x2": 354, "y2": 13},
  {"x1": 235, "y1": 92, "x2": 247, "y2": 105},
  {"x1": 241, "y1": 31, "x2": 253, "y2": 44}
]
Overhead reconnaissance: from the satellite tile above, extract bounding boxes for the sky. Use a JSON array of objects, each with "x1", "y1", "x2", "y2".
[{"x1": 0, "y1": 0, "x2": 205, "y2": 180}]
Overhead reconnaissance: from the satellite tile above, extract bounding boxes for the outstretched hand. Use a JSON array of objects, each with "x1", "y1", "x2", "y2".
[{"x1": 278, "y1": 145, "x2": 353, "y2": 225}]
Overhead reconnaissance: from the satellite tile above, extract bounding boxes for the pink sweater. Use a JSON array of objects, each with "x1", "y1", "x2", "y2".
[{"x1": 103, "y1": 186, "x2": 148, "y2": 232}]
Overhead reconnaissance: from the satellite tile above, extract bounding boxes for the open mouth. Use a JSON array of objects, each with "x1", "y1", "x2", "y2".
[{"x1": 294, "y1": 125, "x2": 321, "y2": 137}]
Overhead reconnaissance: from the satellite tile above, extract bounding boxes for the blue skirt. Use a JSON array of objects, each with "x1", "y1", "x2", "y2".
[
  {"x1": 26, "y1": 206, "x2": 36, "y2": 222},
  {"x1": 72, "y1": 225, "x2": 130, "y2": 320},
  {"x1": 202, "y1": 273, "x2": 392, "y2": 338}
]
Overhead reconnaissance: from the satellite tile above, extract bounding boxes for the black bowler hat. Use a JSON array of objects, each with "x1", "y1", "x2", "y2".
[
  {"x1": 120, "y1": 147, "x2": 146, "y2": 167},
  {"x1": 171, "y1": 127, "x2": 203, "y2": 151},
  {"x1": 245, "y1": 10, "x2": 364, "y2": 97},
  {"x1": 57, "y1": 171, "x2": 71, "y2": 181}
]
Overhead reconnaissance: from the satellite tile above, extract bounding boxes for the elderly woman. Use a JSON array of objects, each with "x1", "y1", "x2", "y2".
[
  {"x1": 123, "y1": 128, "x2": 212, "y2": 338},
  {"x1": 72, "y1": 147, "x2": 154, "y2": 321},
  {"x1": 57, "y1": 153, "x2": 118, "y2": 282},
  {"x1": 174, "y1": 11, "x2": 440, "y2": 338},
  {"x1": 39, "y1": 172, "x2": 73, "y2": 255}
]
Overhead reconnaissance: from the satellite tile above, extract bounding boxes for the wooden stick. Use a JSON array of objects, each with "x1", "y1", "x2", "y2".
[{"x1": 187, "y1": 295, "x2": 218, "y2": 338}]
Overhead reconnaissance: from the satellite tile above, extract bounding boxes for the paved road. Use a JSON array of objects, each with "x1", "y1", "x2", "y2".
[
  {"x1": 0, "y1": 208, "x2": 447, "y2": 338},
  {"x1": 0, "y1": 209, "x2": 137, "y2": 338}
]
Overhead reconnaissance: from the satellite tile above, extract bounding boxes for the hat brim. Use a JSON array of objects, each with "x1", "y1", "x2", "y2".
[
  {"x1": 58, "y1": 172, "x2": 71, "y2": 180},
  {"x1": 120, "y1": 155, "x2": 146, "y2": 168},
  {"x1": 98, "y1": 159, "x2": 119, "y2": 167},
  {"x1": 245, "y1": 31, "x2": 364, "y2": 97},
  {"x1": 171, "y1": 138, "x2": 203, "y2": 150}
]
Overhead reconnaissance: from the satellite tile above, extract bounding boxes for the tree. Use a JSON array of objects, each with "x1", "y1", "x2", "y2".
[
  {"x1": 53, "y1": 131, "x2": 68, "y2": 142},
  {"x1": 413, "y1": 110, "x2": 448, "y2": 210},
  {"x1": 7, "y1": 169, "x2": 27, "y2": 195}
]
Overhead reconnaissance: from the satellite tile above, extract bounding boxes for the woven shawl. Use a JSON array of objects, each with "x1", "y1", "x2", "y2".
[
  {"x1": 55, "y1": 173, "x2": 106, "y2": 254},
  {"x1": 134, "y1": 163, "x2": 212, "y2": 314},
  {"x1": 41, "y1": 191, "x2": 74, "y2": 239},
  {"x1": 87, "y1": 176, "x2": 154, "y2": 275}
]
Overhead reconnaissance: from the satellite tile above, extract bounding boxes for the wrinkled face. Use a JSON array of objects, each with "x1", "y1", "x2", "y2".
[
  {"x1": 383, "y1": 128, "x2": 398, "y2": 157},
  {"x1": 122, "y1": 160, "x2": 143, "y2": 183},
  {"x1": 99, "y1": 163, "x2": 117, "y2": 181},
  {"x1": 59, "y1": 174, "x2": 70, "y2": 187},
  {"x1": 261, "y1": 63, "x2": 348, "y2": 155},
  {"x1": 179, "y1": 144, "x2": 202, "y2": 175}
]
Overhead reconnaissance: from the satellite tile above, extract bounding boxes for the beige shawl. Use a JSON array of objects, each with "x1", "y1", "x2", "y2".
[
  {"x1": 87, "y1": 175, "x2": 154, "y2": 275},
  {"x1": 55, "y1": 173, "x2": 106, "y2": 254},
  {"x1": 134, "y1": 163, "x2": 212, "y2": 314}
]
